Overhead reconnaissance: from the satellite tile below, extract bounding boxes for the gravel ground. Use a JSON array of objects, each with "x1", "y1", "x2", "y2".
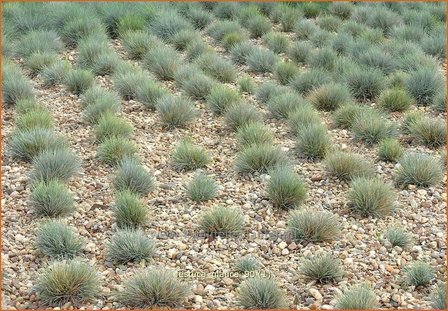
[{"x1": 2, "y1": 23, "x2": 447, "y2": 311}]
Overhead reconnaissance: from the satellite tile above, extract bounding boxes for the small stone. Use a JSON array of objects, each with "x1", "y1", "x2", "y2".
[
  {"x1": 417, "y1": 189, "x2": 427, "y2": 196},
  {"x1": 195, "y1": 295, "x2": 203, "y2": 304},
  {"x1": 392, "y1": 294, "x2": 401, "y2": 303},
  {"x1": 278, "y1": 242, "x2": 287, "y2": 249},
  {"x1": 321, "y1": 304, "x2": 333, "y2": 310},
  {"x1": 281, "y1": 248, "x2": 289, "y2": 255},
  {"x1": 223, "y1": 277, "x2": 233, "y2": 286},
  {"x1": 309, "y1": 288, "x2": 322, "y2": 300},
  {"x1": 86, "y1": 243, "x2": 96, "y2": 252},
  {"x1": 344, "y1": 258, "x2": 353, "y2": 265},
  {"x1": 288, "y1": 242, "x2": 298, "y2": 250},
  {"x1": 194, "y1": 284, "x2": 205, "y2": 295},
  {"x1": 205, "y1": 284, "x2": 216, "y2": 293},
  {"x1": 311, "y1": 175, "x2": 323, "y2": 182}
]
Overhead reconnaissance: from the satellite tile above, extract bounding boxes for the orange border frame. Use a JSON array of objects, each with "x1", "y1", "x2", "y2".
[{"x1": 0, "y1": 1, "x2": 446, "y2": 310}]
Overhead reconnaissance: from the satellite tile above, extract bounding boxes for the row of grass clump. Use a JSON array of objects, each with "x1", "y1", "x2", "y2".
[{"x1": 2, "y1": 59, "x2": 101, "y2": 306}]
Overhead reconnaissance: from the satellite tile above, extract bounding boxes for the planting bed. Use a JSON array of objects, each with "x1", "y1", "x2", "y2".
[{"x1": 1, "y1": 2, "x2": 447, "y2": 310}]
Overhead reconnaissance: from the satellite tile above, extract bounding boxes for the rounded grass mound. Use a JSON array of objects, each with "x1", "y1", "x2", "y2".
[
  {"x1": 287, "y1": 104, "x2": 321, "y2": 136},
  {"x1": 263, "y1": 32, "x2": 290, "y2": 54},
  {"x1": 108, "y1": 229, "x2": 155, "y2": 264},
  {"x1": 144, "y1": 46, "x2": 179, "y2": 81},
  {"x1": 176, "y1": 69, "x2": 215, "y2": 100},
  {"x1": 331, "y1": 103, "x2": 363, "y2": 129},
  {"x1": 336, "y1": 284, "x2": 378, "y2": 309},
  {"x1": 171, "y1": 140, "x2": 210, "y2": 171},
  {"x1": 64, "y1": 69, "x2": 94, "y2": 95},
  {"x1": 237, "y1": 123, "x2": 274, "y2": 148},
  {"x1": 25, "y1": 52, "x2": 57, "y2": 76},
  {"x1": 345, "y1": 68, "x2": 385, "y2": 102},
  {"x1": 156, "y1": 95, "x2": 198, "y2": 129},
  {"x1": 195, "y1": 53, "x2": 237, "y2": 83},
  {"x1": 405, "y1": 68, "x2": 444, "y2": 106},
  {"x1": 348, "y1": 177, "x2": 395, "y2": 218},
  {"x1": 16, "y1": 108, "x2": 54, "y2": 131},
  {"x1": 267, "y1": 92, "x2": 305, "y2": 119},
  {"x1": 36, "y1": 220, "x2": 83, "y2": 259},
  {"x1": 2, "y1": 67, "x2": 35, "y2": 105},
  {"x1": 16, "y1": 30, "x2": 63, "y2": 58},
  {"x1": 267, "y1": 165, "x2": 307, "y2": 210},
  {"x1": 97, "y1": 137, "x2": 138, "y2": 166},
  {"x1": 200, "y1": 206, "x2": 244, "y2": 236},
  {"x1": 113, "y1": 67, "x2": 146, "y2": 100},
  {"x1": 274, "y1": 61, "x2": 299, "y2": 85},
  {"x1": 301, "y1": 252, "x2": 344, "y2": 283},
  {"x1": 296, "y1": 123, "x2": 331, "y2": 160},
  {"x1": 378, "y1": 138, "x2": 403, "y2": 162},
  {"x1": 224, "y1": 103, "x2": 262, "y2": 131},
  {"x1": 235, "y1": 144, "x2": 288, "y2": 174},
  {"x1": 117, "y1": 268, "x2": 190, "y2": 308},
  {"x1": 378, "y1": 88, "x2": 413, "y2": 112},
  {"x1": 81, "y1": 85, "x2": 120, "y2": 108},
  {"x1": 395, "y1": 152, "x2": 443, "y2": 188},
  {"x1": 30, "y1": 180, "x2": 74, "y2": 218},
  {"x1": 324, "y1": 151, "x2": 374, "y2": 181},
  {"x1": 247, "y1": 47, "x2": 280, "y2": 73},
  {"x1": 308, "y1": 83, "x2": 352, "y2": 112},
  {"x1": 186, "y1": 172, "x2": 218, "y2": 202},
  {"x1": 431, "y1": 282, "x2": 447, "y2": 310},
  {"x1": 206, "y1": 85, "x2": 240, "y2": 115},
  {"x1": 409, "y1": 117, "x2": 446, "y2": 149},
  {"x1": 113, "y1": 157, "x2": 154, "y2": 196},
  {"x1": 405, "y1": 262, "x2": 434, "y2": 287},
  {"x1": 35, "y1": 260, "x2": 100, "y2": 307},
  {"x1": 238, "y1": 76, "x2": 256, "y2": 94},
  {"x1": 287, "y1": 209, "x2": 339, "y2": 243},
  {"x1": 84, "y1": 100, "x2": 120, "y2": 124},
  {"x1": 235, "y1": 256, "x2": 258, "y2": 273},
  {"x1": 135, "y1": 79, "x2": 167, "y2": 111},
  {"x1": 351, "y1": 109, "x2": 397, "y2": 145},
  {"x1": 113, "y1": 190, "x2": 148, "y2": 229},
  {"x1": 289, "y1": 68, "x2": 332, "y2": 96},
  {"x1": 30, "y1": 149, "x2": 80, "y2": 183},
  {"x1": 94, "y1": 114, "x2": 133, "y2": 143},
  {"x1": 40, "y1": 60, "x2": 72, "y2": 87},
  {"x1": 237, "y1": 276, "x2": 285, "y2": 309},
  {"x1": 257, "y1": 81, "x2": 289, "y2": 104},
  {"x1": 122, "y1": 31, "x2": 152, "y2": 60},
  {"x1": 9, "y1": 129, "x2": 67, "y2": 162},
  {"x1": 384, "y1": 227, "x2": 412, "y2": 249}
]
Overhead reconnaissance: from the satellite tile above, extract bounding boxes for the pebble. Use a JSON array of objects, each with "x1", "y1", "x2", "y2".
[
  {"x1": 278, "y1": 242, "x2": 287, "y2": 249},
  {"x1": 195, "y1": 295, "x2": 203, "y2": 304},
  {"x1": 288, "y1": 242, "x2": 298, "y2": 250},
  {"x1": 309, "y1": 288, "x2": 323, "y2": 300}
]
